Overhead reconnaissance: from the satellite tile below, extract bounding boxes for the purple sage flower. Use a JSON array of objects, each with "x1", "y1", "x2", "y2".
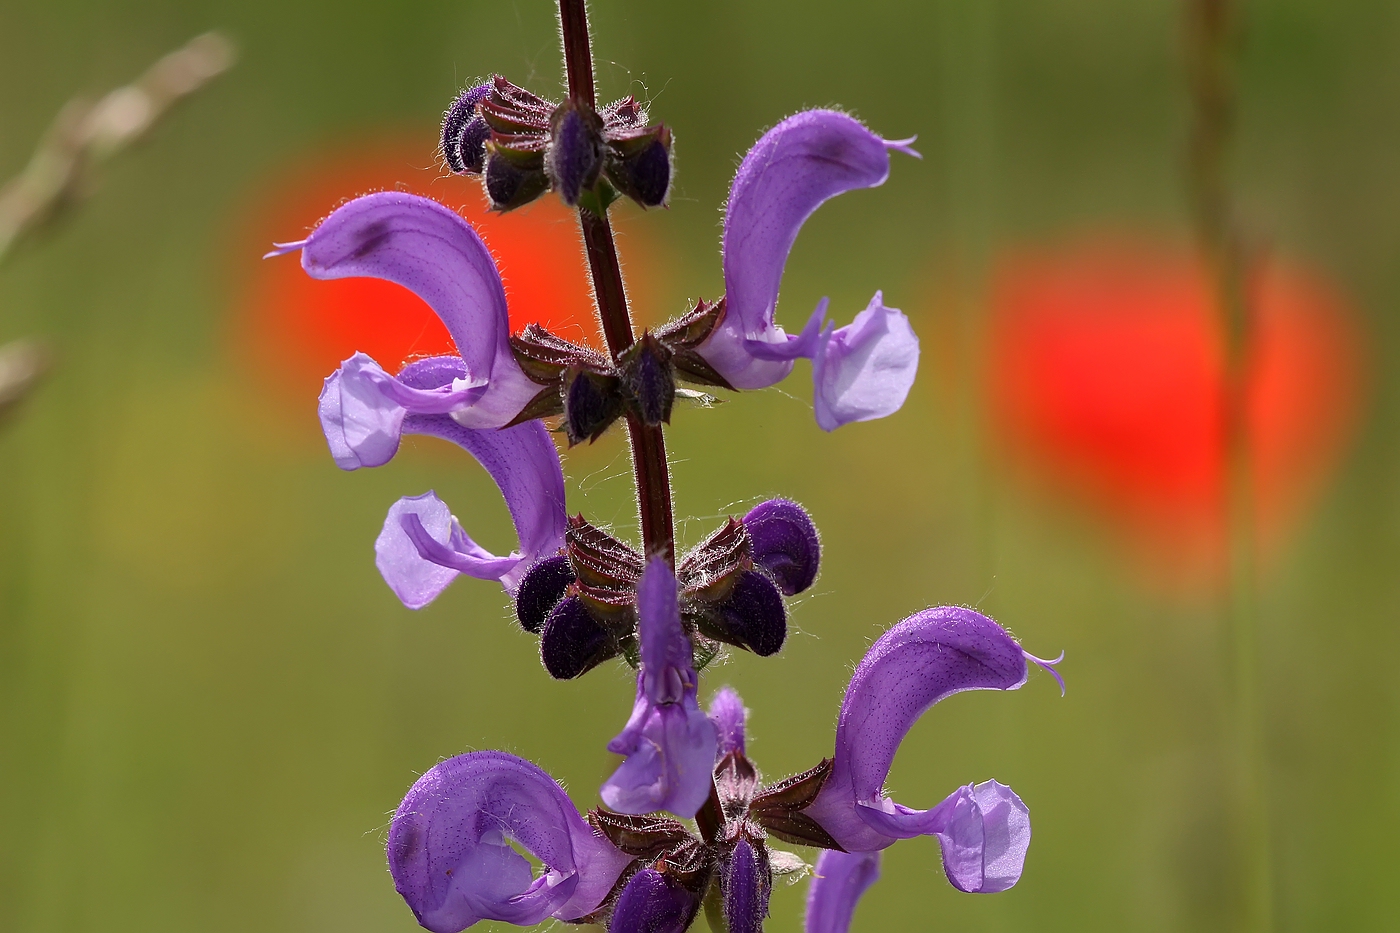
[
  {"x1": 387, "y1": 750, "x2": 633, "y2": 932},
  {"x1": 383, "y1": 606, "x2": 1061, "y2": 933},
  {"x1": 694, "y1": 110, "x2": 923, "y2": 430},
  {"x1": 601, "y1": 557, "x2": 718, "y2": 818}
]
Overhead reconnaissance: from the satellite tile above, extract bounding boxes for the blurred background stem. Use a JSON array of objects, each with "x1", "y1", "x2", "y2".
[{"x1": 1185, "y1": 1, "x2": 1274, "y2": 930}]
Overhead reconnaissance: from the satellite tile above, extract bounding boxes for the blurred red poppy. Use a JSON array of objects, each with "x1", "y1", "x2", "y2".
[
  {"x1": 230, "y1": 132, "x2": 656, "y2": 401},
  {"x1": 987, "y1": 237, "x2": 1364, "y2": 578}
]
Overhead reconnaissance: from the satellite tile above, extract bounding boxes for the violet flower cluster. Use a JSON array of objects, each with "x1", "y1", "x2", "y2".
[{"x1": 277, "y1": 11, "x2": 1063, "y2": 929}]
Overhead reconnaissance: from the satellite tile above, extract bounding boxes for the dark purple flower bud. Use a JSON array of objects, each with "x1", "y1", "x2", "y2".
[
  {"x1": 547, "y1": 102, "x2": 605, "y2": 206},
  {"x1": 620, "y1": 332, "x2": 675, "y2": 426},
  {"x1": 484, "y1": 146, "x2": 550, "y2": 211},
  {"x1": 605, "y1": 124, "x2": 673, "y2": 208},
  {"x1": 564, "y1": 368, "x2": 625, "y2": 445},
  {"x1": 742, "y1": 498, "x2": 820, "y2": 595},
  {"x1": 723, "y1": 838, "x2": 772, "y2": 933},
  {"x1": 703, "y1": 570, "x2": 786, "y2": 657},
  {"x1": 540, "y1": 596, "x2": 615, "y2": 679},
  {"x1": 514, "y1": 554, "x2": 576, "y2": 634},
  {"x1": 608, "y1": 868, "x2": 699, "y2": 933},
  {"x1": 441, "y1": 82, "x2": 492, "y2": 174}
]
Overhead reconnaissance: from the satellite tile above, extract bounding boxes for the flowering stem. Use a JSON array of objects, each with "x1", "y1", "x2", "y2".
[
  {"x1": 1186, "y1": 1, "x2": 1274, "y2": 930},
  {"x1": 560, "y1": 0, "x2": 677, "y2": 564}
]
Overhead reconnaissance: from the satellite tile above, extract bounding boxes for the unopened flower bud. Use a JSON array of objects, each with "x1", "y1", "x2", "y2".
[
  {"x1": 514, "y1": 554, "x2": 576, "y2": 634},
  {"x1": 540, "y1": 595, "x2": 616, "y2": 679},
  {"x1": 563, "y1": 367, "x2": 625, "y2": 445},
  {"x1": 723, "y1": 837, "x2": 772, "y2": 933},
  {"x1": 441, "y1": 82, "x2": 492, "y2": 174},
  {"x1": 547, "y1": 101, "x2": 605, "y2": 206},
  {"x1": 484, "y1": 144, "x2": 549, "y2": 211},
  {"x1": 619, "y1": 332, "x2": 675, "y2": 426},
  {"x1": 700, "y1": 570, "x2": 787, "y2": 657},
  {"x1": 605, "y1": 124, "x2": 673, "y2": 208},
  {"x1": 741, "y1": 498, "x2": 820, "y2": 595}
]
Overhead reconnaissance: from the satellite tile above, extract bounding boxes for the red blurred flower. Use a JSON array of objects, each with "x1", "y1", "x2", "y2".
[
  {"x1": 987, "y1": 237, "x2": 1364, "y2": 578},
  {"x1": 230, "y1": 133, "x2": 656, "y2": 400}
]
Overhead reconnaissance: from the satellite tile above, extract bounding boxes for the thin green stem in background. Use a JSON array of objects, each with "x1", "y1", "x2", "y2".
[{"x1": 1185, "y1": 1, "x2": 1274, "y2": 930}]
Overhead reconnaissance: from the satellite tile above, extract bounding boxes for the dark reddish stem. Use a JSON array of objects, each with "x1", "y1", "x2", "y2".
[{"x1": 560, "y1": 0, "x2": 676, "y2": 564}]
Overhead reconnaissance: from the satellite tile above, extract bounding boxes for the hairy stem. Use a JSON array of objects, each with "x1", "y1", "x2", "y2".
[
  {"x1": 560, "y1": 0, "x2": 677, "y2": 564},
  {"x1": 1186, "y1": 2, "x2": 1273, "y2": 930}
]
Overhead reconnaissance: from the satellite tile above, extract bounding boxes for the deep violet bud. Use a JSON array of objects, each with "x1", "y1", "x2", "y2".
[
  {"x1": 514, "y1": 555, "x2": 576, "y2": 634},
  {"x1": 704, "y1": 571, "x2": 787, "y2": 657},
  {"x1": 485, "y1": 146, "x2": 550, "y2": 211},
  {"x1": 608, "y1": 868, "x2": 699, "y2": 933},
  {"x1": 742, "y1": 498, "x2": 821, "y2": 596},
  {"x1": 619, "y1": 333, "x2": 675, "y2": 426},
  {"x1": 547, "y1": 101, "x2": 606, "y2": 206},
  {"x1": 723, "y1": 837, "x2": 772, "y2": 933},
  {"x1": 442, "y1": 82, "x2": 492, "y2": 174},
  {"x1": 707, "y1": 686, "x2": 748, "y2": 758},
  {"x1": 604, "y1": 124, "x2": 673, "y2": 208},
  {"x1": 540, "y1": 596, "x2": 615, "y2": 679},
  {"x1": 564, "y1": 368, "x2": 625, "y2": 445}
]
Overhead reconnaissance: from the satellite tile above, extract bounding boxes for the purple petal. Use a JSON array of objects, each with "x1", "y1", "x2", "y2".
[
  {"x1": 375, "y1": 493, "x2": 508, "y2": 610},
  {"x1": 811, "y1": 292, "x2": 919, "y2": 431},
  {"x1": 387, "y1": 750, "x2": 633, "y2": 933},
  {"x1": 399, "y1": 411, "x2": 566, "y2": 594},
  {"x1": 742, "y1": 498, "x2": 821, "y2": 596},
  {"x1": 700, "y1": 111, "x2": 901, "y2": 390},
  {"x1": 928, "y1": 781, "x2": 1030, "y2": 894},
  {"x1": 601, "y1": 559, "x2": 717, "y2": 818},
  {"x1": 805, "y1": 850, "x2": 880, "y2": 933},
  {"x1": 723, "y1": 837, "x2": 771, "y2": 933},
  {"x1": 707, "y1": 686, "x2": 748, "y2": 758},
  {"x1": 608, "y1": 868, "x2": 699, "y2": 933},
  {"x1": 805, "y1": 607, "x2": 1029, "y2": 853},
  {"x1": 297, "y1": 192, "x2": 536, "y2": 428}
]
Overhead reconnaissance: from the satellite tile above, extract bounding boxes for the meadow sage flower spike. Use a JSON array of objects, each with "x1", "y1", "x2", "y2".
[
  {"x1": 283, "y1": 2, "x2": 1064, "y2": 926},
  {"x1": 386, "y1": 608, "x2": 1062, "y2": 933}
]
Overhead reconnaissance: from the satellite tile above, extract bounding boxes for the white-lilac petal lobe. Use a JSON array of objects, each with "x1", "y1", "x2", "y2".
[
  {"x1": 375, "y1": 492, "x2": 505, "y2": 610},
  {"x1": 387, "y1": 750, "x2": 632, "y2": 933},
  {"x1": 812, "y1": 292, "x2": 919, "y2": 431},
  {"x1": 805, "y1": 606, "x2": 1030, "y2": 853},
  {"x1": 929, "y1": 781, "x2": 1030, "y2": 894},
  {"x1": 601, "y1": 559, "x2": 718, "y2": 818},
  {"x1": 318, "y1": 353, "x2": 486, "y2": 470},
  {"x1": 805, "y1": 850, "x2": 881, "y2": 933},
  {"x1": 701, "y1": 110, "x2": 902, "y2": 391}
]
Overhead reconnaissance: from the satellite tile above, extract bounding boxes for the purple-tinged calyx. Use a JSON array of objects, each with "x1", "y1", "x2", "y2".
[{"x1": 547, "y1": 100, "x2": 606, "y2": 206}]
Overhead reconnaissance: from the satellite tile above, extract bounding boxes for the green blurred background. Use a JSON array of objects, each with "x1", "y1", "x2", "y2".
[{"x1": 2, "y1": 1, "x2": 1398, "y2": 931}]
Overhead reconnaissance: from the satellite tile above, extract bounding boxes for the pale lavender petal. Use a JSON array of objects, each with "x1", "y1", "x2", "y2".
[
  {"x1": 387, "y1": 750, "x2": 632, "y2": 933},
  {"x1": 811, "y1": 292, "x2": 919, "y2": 431},
  {"x1": 700, "y1": 111, "x2": 902, "y2": 390},
  {"x1": 601, "y1": 559, "x2": 717, "y2": 818},
  {"x1": 296, "y1": 192, "x2": 535, "y2": 428},
  {"x1": 707, "y1": 686, "x2": 748, "y2": 758},
  {"x1": 806, "y1": 607, "x2": 1029, "y2": 853},
  {"x1": 375, "y1": 493, "x2": 485, "y2": 609},
  {"x1": 608, "y1": 868, "x2": 699, "y2": 933},
  {"x1": 927, "y1": 781, "x2": 1030, "y2": 894},
  {"x1": 805, "y1": 850, "x2": 880, "y2": 933},
  {"x1": 318, "y1": 353, "x2": 486, "y2": 471}
]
